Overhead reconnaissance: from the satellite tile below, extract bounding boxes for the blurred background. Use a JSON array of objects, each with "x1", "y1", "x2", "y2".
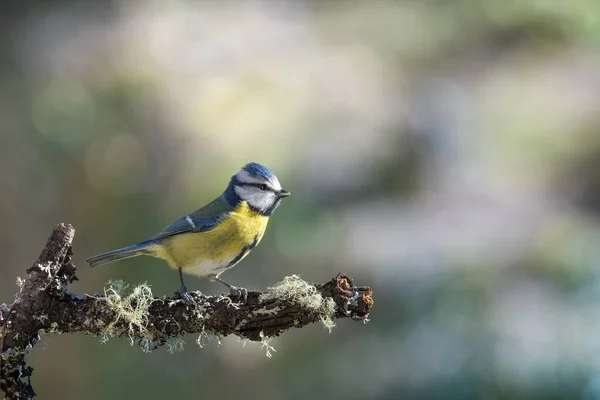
[{"x1": 1, "y1": 0, "x2": 600, "y2": 399}]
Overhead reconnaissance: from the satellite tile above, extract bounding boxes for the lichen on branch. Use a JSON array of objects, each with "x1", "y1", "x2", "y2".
[{"x1": 0, "y1": 224, "x2": 373, "y2": 400}]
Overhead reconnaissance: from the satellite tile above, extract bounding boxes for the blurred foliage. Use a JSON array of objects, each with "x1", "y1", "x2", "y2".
[{"x1": 1, "y1": 0, "x2": 600, "y2": 399}]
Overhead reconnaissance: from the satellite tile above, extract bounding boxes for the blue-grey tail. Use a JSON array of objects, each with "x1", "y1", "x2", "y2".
[{"x1": 86, "y1": 241, "x2": 155, "y2": 268}]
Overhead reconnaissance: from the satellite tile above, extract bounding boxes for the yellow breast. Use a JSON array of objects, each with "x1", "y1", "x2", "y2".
[{"x1": 153, "y1": 202, "x2": 269, "y2": 278}]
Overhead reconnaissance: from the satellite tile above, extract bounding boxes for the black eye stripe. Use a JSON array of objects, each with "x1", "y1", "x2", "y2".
[{"x1": 239, "y1": 182, "x2": 273, "y2": 191}]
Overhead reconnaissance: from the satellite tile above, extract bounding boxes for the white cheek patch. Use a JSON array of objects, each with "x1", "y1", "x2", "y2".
[{"x1": 234, "y1": 185, "x2": 277, "y2": 213}]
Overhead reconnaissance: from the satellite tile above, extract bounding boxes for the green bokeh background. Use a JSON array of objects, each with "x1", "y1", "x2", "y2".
[{"x1": 2, "y1": 1, "x2": 600, "y2": 399}]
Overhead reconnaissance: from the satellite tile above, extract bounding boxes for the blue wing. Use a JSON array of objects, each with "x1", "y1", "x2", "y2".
[{"x1": 149, "y1": 195, "x2": 234, "y2": 241}]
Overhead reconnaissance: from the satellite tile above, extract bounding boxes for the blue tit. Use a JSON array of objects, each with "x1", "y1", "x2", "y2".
[{"x1": 86, "y1": 162, "x2": 290, "y2": 302}]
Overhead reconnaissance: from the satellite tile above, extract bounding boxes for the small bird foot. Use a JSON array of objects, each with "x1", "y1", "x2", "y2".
[
  {"x1": 215, "y1": 276, "x2": 248, "y2": 303},
  {"x1": 228, "y1": 286, "x2": 248, "y2": 303},
  {"x1": 177, "y1": 267, "x2": 196, "y2": 304},
  {"x1": 177, "y1": 285, "x2": 196, "y2": 304}
]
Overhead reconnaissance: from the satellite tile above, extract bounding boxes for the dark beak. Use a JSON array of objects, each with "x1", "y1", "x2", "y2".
[{"x1": 277, "y1": 189, "x2": 291, "y2": 198}]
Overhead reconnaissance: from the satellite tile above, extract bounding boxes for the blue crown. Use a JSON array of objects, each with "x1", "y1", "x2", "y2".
[{"x1": 242, "y1": 162, "x2": 275, "y2": 179}]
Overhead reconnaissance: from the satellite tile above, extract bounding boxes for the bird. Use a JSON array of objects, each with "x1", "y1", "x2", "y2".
[{"x1": 85, "y1": 162, "x2": 290, "y2": 303}]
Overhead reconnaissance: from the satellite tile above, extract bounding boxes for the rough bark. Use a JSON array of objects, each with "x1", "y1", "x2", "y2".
[{"x1": 0, "y1": 224, "x2": 373, "y2": 400}]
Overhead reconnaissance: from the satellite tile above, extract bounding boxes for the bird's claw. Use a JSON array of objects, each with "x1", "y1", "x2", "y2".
[
  {"x1": 177, "y1": 286, "x2": 197, "y2": 305},
  {"x1": 181, "y1": 292, "x2": 196, "y2": 304},
  {"x1": 229, "y1": 286, "x2": 248, "y2": 303}
]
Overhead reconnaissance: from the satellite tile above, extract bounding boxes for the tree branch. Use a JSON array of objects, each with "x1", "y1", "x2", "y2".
[{"x1": 1, "y1": 224, "x2": 373, "y2": 399}]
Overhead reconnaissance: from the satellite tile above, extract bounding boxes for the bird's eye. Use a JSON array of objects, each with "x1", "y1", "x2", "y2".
[{"x1": 259, "y1": 184, "x2": 269, "y2": 191}]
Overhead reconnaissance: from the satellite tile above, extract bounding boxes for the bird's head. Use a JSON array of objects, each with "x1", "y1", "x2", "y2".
[{"x1": 225, "y1": 162, "x2": 290, "y2": 216}]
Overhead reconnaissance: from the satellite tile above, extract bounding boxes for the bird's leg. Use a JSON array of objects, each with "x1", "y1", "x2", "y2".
[
  {"x1": 177, "y1": 267, "x2": 195, "y2": 304},
  {"x1": 215, "y1": 276, "x2": 248, "y2": 303}
]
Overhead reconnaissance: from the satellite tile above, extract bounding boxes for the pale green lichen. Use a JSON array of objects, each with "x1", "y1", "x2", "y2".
[
  {"x1": 253, "y1": 307, "x2": 283, "y2": 316},
  {"x1": 165, "y1": 338, "x2": 186, "y2": 354},
  {"x1": 49, "y1": 322, "x2": 59, "y2": 332},
  {"x1": 34, "y1": 314, "x2": 48, "y2": 323},
  {"x1": 38, "y1": 262, "x2": 53, "y2": 278},
  {"x1": 259, "y1": 331, "x2": 276, "y2": 358},
  {"x1": 100, "y1": 280, "x2": 154, "y2": 339},
  {"x1": 99, "y1": 332, "x2": 112, "y2": 345},
  {"x1": 96, "y1": 282, "x2": 187, "y2": 354},
  {"x1": 196, "y1": 328, "x2": 213, "y2": 349},
  {"x1": 138, "y1": 337, "x2": 153, "y2": 353},
  {"x1": 136, "y1": 337, "x2": 185, "y2": 354},
  {"x1": 259, "y1": 275, "x2": 337, "y2": 332},
  {"x1": 319, "y1": 314, "x2": 336, "y2": 333},
  {"x1": 37, "y1": 322, "x2": 60, "y2": 336}
]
